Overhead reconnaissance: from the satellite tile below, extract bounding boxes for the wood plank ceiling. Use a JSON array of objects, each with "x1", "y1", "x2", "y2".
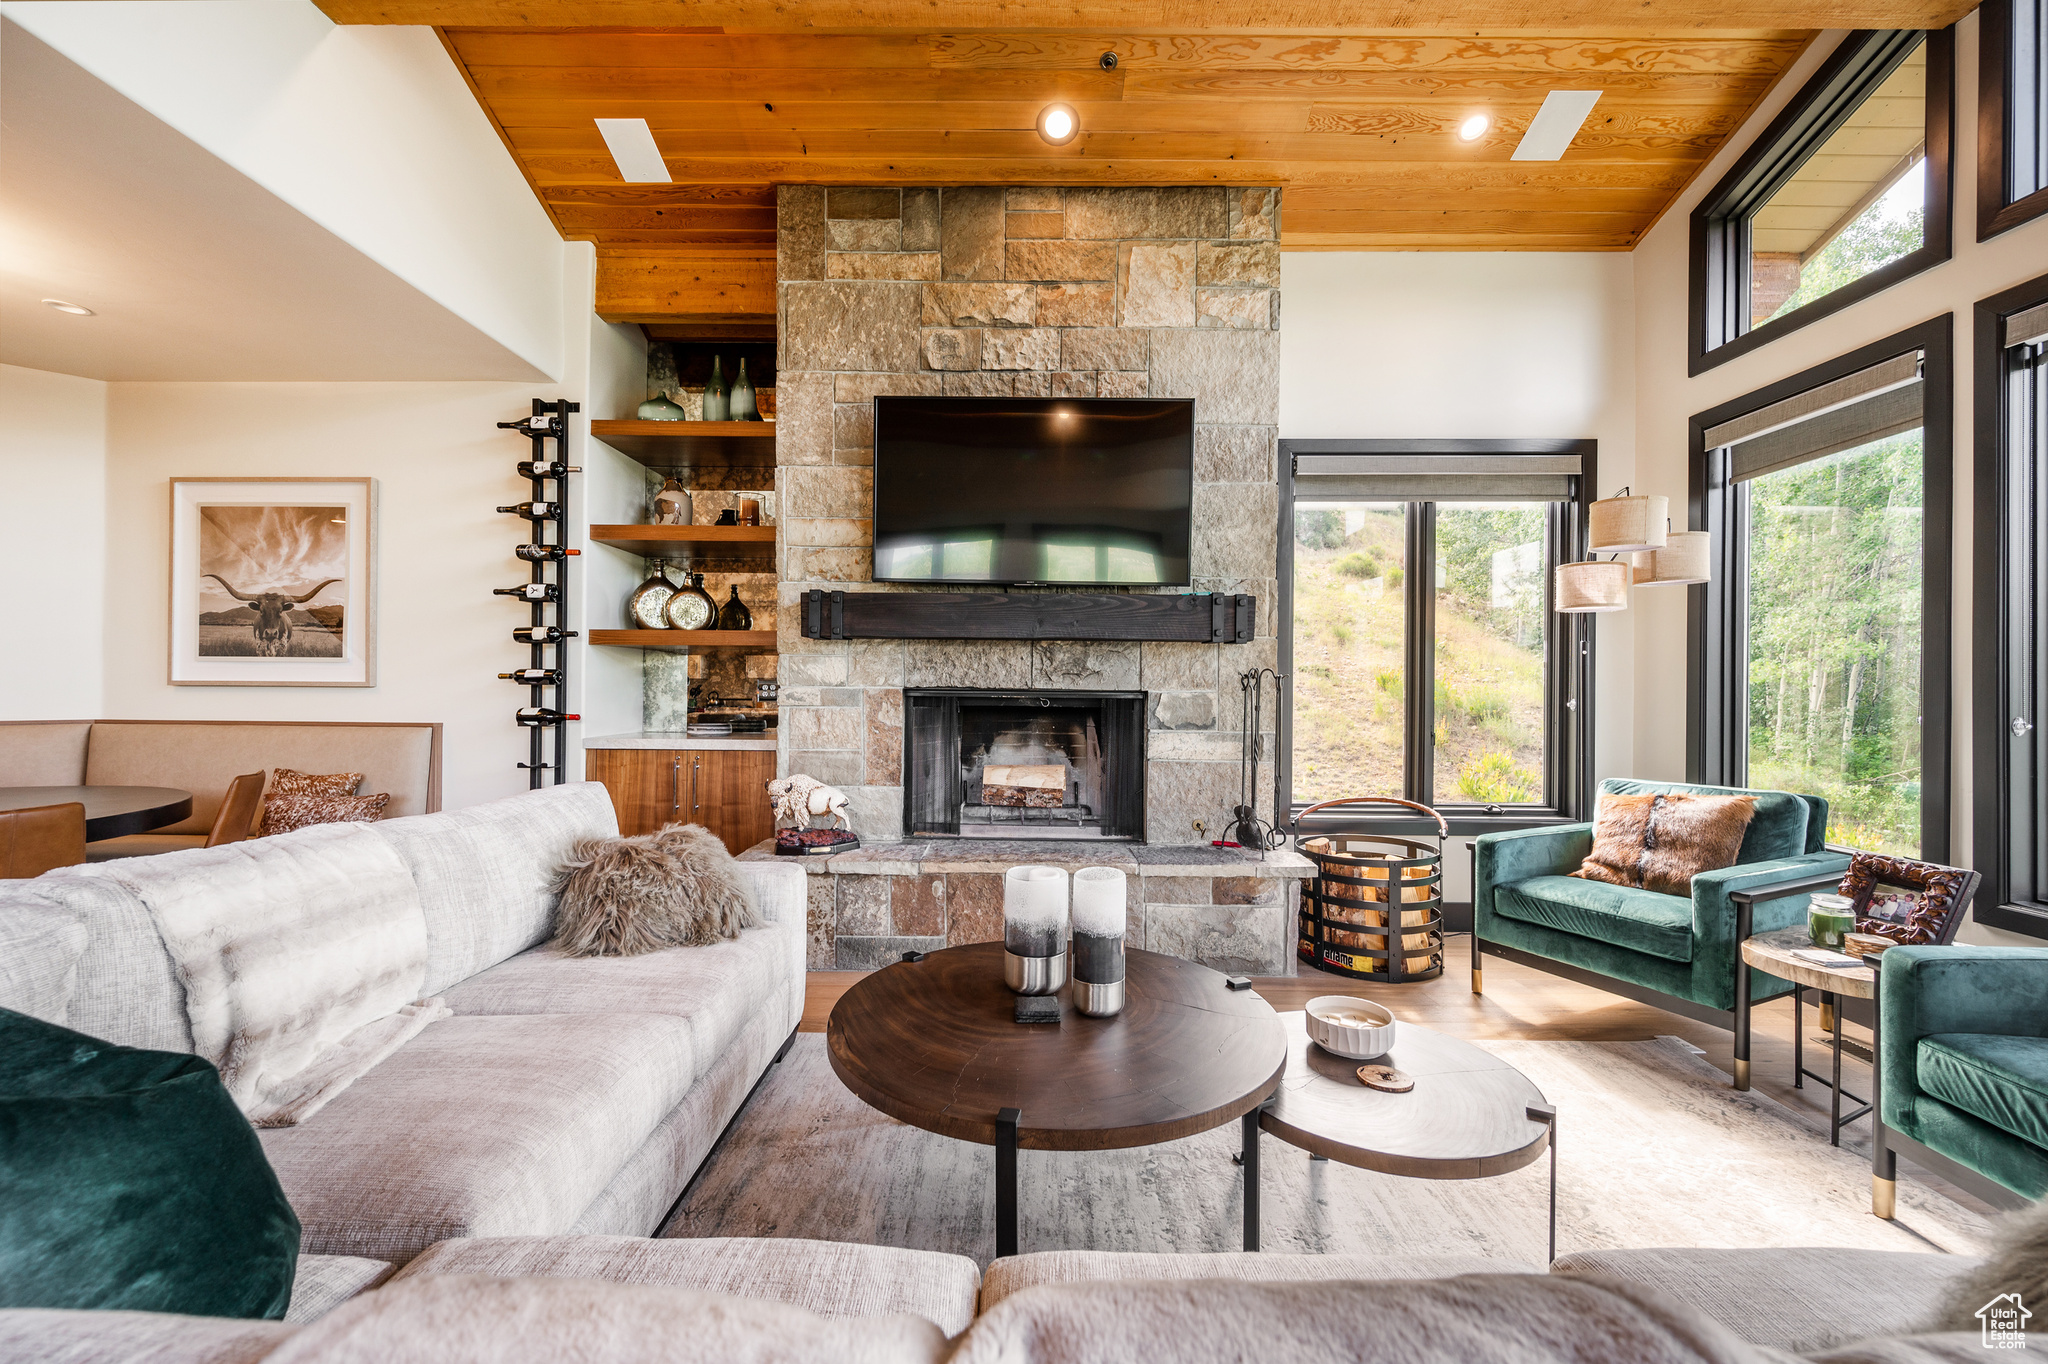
[{"x1": 314, "y1": 2, "x2": 1969, "y2": 323}]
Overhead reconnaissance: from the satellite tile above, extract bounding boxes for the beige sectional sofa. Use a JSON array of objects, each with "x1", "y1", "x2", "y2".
[
  {"x1": 0, "y1": 775, "x2": 1992, "y2": 1363},
  {"x1": 0, "y1": 1235, "x2": 1987, "y2": 1362},
  {"x1": 0, "y1": 718, "x2": 440, "y2": 857},
  {"x1": 0, "y1": 781, "x2": 807, "y2": 1265}
]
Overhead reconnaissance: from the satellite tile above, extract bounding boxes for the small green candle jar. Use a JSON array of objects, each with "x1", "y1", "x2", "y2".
[{"x1": 1808, "y1": 893, "x2": 1856, "y2": 950}]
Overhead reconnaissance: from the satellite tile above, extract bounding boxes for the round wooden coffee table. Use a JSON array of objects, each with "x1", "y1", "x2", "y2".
[
  {"x1": 827, "y1": 941, "x2": 1286, "y2": 1257},
  {"x1": 1242, "y1": 1012, "x2": 1557, "y2": 1259}
]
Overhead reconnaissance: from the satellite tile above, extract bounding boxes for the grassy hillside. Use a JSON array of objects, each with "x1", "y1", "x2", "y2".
[{"x1": 1294, "y1": 506, "x2": 1545, "y2": 809}]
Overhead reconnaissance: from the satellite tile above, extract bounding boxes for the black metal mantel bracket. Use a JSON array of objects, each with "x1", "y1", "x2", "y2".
[{"x1": 800, "y1": 590, "x2": 1255, "y2": 643}]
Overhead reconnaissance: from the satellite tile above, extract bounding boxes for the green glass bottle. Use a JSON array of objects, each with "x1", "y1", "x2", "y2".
[
  {"x1": 702, "y1": 356, "x2": 730, "y2": 422},
  {"x1": 729, "y1": 358, "x2": 759, "y2": 421}
]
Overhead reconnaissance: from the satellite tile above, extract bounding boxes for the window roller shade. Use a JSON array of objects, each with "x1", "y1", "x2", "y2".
[
  {"x1": 1702, "y1": 351, "x2": 1925, "y2": 483},
  {"x1": 1293, "y1": 453, "x2": 1580, "y2": 502},
  {"x1": 2007, "y1": 301, "x2": 2048, "y2": 350},
  {"x1": 1703, "y1": 352, "x2": 1920, "y2": 449},
  {"x1": 1730, "y1": 381, "x2": 1923, "y2": 482}
]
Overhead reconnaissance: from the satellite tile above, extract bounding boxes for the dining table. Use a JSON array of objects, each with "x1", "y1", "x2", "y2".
[{"x1": 0, "y1": 785, "x2": 194, "y2": 842}]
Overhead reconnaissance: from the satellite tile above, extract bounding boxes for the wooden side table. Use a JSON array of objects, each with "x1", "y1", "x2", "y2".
[{"x1": 1738, "y1": 928, "x2": 1878, "y2": 1145}]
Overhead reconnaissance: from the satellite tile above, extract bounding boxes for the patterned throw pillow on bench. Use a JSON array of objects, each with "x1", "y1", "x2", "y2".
[{"x1": 257, "y1": 767, "x2": 390, "y2": 838}]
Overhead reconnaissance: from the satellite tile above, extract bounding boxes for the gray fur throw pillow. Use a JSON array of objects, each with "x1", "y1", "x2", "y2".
[
  {"x1": 1941, "y1": 1197, "x2": 2048, "y2": 1333},
  {"x1": 551, "y1": 823, "x2": 760, "y2": 956}
]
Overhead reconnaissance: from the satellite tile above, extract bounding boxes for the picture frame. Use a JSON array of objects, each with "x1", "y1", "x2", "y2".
[
  {"x1": 1838, "y1": 851, "x2": 1972, "y2": 946},
  {"x1": 169, "y1": 477, "x2": 376, "y2": 686}
]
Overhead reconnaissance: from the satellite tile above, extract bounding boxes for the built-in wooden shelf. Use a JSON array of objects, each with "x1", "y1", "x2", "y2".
[
  {"x1": 589, "y1": 629, "x2": 778, "y2": 654},
  {"x1": 590, "y1": 524, "x2": 776, "y2": 565},
  {"x1": 589, "y1": 419, "x2": 775, "y2": 471}
]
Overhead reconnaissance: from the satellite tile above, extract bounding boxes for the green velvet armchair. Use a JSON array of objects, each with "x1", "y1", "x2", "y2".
[
  {"x1": 1473, "y1": 778, "x2": 1850, "y2": 1088},
  {"x1": 1872, "y1": 946, "x2": 2048, "y2": 1216}
]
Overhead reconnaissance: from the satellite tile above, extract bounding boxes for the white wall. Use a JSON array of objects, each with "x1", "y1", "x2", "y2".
[
  {"x1": 3, "y1": 1, "x2": 565, "y2": 380},
  {"x1": 1630, "y1": 15, "x2": 2048, "y2": 943},
  {"x1": 1279, "y1": 251, "x2": 1639, "y2": 898},
  {"x1": 4, "y1": 364, "x2": 107, "y2": 719},
  {"x1": 77, "y1": 248, "x2": 601, "y2": 810}
]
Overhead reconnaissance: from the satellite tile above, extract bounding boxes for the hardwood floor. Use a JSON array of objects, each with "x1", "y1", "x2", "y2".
[{"x1": 800, "y1": 935, "x2": 1990, "y2": 1212}]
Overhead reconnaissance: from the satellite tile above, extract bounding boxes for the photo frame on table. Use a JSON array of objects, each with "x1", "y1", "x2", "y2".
[
  {"x1": 169, "y1": 477, "x2": 376, "y2": 686},
  {"x1": 1837, "y1": 852, "x2": 1971, "y2": 946}
]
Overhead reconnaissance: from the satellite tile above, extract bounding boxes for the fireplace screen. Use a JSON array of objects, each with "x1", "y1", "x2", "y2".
[{"x1": 904, "y1": 689, "x2": 1146, "y2": 839}]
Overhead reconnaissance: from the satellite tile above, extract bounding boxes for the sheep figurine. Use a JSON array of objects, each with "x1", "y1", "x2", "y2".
[{"x1": 766, "y1": 774, "x2": 852, "y2": 830}]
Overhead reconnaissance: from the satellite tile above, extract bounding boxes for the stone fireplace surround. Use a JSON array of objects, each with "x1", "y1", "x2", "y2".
[{"x1": 766, "y1": 183, "x2": 1309, "y2": 970}]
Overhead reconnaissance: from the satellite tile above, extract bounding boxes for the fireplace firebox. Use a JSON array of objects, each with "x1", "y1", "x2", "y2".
[{"x1": 904, "y1": 689, "x2": 1146, "y2": 839}]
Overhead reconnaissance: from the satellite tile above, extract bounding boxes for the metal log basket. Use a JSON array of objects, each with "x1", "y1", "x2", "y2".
[{"x1": 1296, "y1": 797, "x2": 1450, "y2": 984}]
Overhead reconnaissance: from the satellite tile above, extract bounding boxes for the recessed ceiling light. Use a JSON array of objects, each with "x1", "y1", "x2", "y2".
[
  {"x1": 42, "y1": 298, "x2": 94, "y2": 315},
  {"x1": 1037, "y1": 104, "x2": 1079, "y2": 146},
  {"x1": 1512, "y1": 91, "x2": 1603, "y2": 161},
  {"x1": 593, "y1": 118, "x2": 672, "y2": 183},
  {"x1": 1457, "y1": 114, "x2": 1491, "y2": 142}
]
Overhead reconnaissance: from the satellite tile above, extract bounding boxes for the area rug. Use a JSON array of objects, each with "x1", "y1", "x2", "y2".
[{"x1": 661, "y1": 1034, "x2": 1991, "y2": 1268}]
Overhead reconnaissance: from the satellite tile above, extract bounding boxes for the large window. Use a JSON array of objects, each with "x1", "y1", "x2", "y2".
[
  {"x1": 1974, "y1": 273, "x2": 2048, "y2": 937},
  {"x1": 1690, "y1": 320, "x2": 1953, "y2": 859},
  {"x1": 1280, "y1": 443, "x2": 1594, "y2": 831},
  {"x1": 1980, "y1": 0, "x2": 2048, "y2": 239},
  {"x1": 1690, "y1": 30, "x2": 1953, "y2": 375}
]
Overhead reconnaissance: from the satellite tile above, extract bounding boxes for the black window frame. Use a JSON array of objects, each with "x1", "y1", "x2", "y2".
[
  {"x1": 1689, "y1": 28, "x2": 1956, "y2": 377},
  {"x1": 1972, "y1": 269, "x2": 2048, "y2": 938},
  {"x1": 1687, "y1": 316, "x2": 1955, "y2": 861},
  {"x1": 1979, "y1": 0, "x2": 2048, "y2": 241},
  {"x1": 1277, "y1": 439, "x2": 1597, "y2": 842}
]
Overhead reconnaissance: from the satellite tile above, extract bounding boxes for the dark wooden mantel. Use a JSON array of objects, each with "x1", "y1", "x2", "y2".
[{"x1": 800, "y1": 590, "x2": 1255, "y2": 642}]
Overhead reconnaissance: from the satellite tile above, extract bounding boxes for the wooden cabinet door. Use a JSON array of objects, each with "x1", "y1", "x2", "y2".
[
  {"x1": 686, "y1": 748, "x2": 778, "y2": 854},
  {"x1": 585, "y1": 748, "x2": 684, "y2": 836}
]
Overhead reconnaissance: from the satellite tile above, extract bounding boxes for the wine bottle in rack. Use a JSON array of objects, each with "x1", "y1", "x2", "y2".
[
  {"x1": 516, "y1": 460, "x2": 582, "y2": 478},
  {"x1": 512, "y1": 624, "x2": 576, "y2": 644},
  {"x1": 499, "y1": 668, "x2": 563, "y2": 685},
  {"x1": 497, "y1": 501, "x2": 563, "y2": 520},
  {"x1": 513, "y1": 543, "x2": 579, "y2": 562},
  {"x1": 497, "y1": 413, "x2": 558, "y2": 436},
  {"x1": 495, "y1": 582, "x2": 561, "y2": 603},
  {"x1": 516, "y1": 707, "x2": 580, "y2": 727}
]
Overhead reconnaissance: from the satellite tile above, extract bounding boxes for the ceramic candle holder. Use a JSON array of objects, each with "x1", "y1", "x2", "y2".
[
  {"x1": 1070, "y1": 866, "x2": 1127, "y2": 1018},
  {"x1": 1003, "y1": 865, "x2": 1069, "y2": 996}
]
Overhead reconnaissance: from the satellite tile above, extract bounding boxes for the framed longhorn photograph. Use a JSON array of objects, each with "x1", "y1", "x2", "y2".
[{"x1": 169, "y1": 477, "x2": 376, "y2": 686}]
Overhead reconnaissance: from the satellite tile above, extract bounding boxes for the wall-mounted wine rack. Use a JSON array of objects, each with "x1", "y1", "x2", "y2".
[{"x1": 496, "y1": 399, "x2": 580, "y2": 788}]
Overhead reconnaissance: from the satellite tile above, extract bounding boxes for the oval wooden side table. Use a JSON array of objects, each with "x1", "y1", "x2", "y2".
[
  {"x1": 1244, "y1": 1012, "x2": 1558, "y2": 1260},
  {"x1": 1739, "y1": 928, "x2": 1878, "y2": 1145}
]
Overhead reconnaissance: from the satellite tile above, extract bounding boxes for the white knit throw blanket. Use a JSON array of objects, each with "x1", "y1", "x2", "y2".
[{"x1": 84, "y1": 823, "x2": 447, "y2": 1127}]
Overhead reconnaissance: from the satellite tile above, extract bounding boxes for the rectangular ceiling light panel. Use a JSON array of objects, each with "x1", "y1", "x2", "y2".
[
  {"x1": 595, "y1": 118, "x2": 671, "y2": 183},
  {"x1": 1512, "y1": 91, "x2": 1602, "y2": 162}
]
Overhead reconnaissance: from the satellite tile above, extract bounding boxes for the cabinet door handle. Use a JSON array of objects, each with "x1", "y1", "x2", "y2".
[
  {"x1": 671, "y1": 758, "x2": 681, "y2": 816},
  {"x1": 690, "y1": 757, "x2": 701, "y2": 815}
]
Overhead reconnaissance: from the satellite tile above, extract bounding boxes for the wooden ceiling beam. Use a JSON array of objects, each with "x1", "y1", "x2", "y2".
[{"x1": 319, "y1": 0, "x2": 1970, "y2": 30}]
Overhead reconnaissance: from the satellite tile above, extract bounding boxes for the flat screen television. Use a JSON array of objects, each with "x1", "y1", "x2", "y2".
[{"x1": 872, "y1": 396, "x2": 1194, "y2": 586}]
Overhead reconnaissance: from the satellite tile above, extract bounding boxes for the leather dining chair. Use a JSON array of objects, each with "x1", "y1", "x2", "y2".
[
  {"x1": 0, "y1": 802, "x2": 87, "y2": 878},
  {"x1": 206, "y1": 771, "x2": 266, "y2": 848}
]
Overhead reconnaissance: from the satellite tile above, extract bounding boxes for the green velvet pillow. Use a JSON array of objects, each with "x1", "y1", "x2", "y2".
[{"x1": 0, "y1": 1007, "x2": 300, "y2": 1319}]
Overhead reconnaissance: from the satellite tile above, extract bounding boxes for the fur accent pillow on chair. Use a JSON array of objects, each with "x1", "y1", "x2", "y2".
[
  {"x1": 1570, "y1": 792, "x2": 1757, "y2": 897},
  {"x1": 551, "y1": 823, "x2": 760, "y2": 957}
]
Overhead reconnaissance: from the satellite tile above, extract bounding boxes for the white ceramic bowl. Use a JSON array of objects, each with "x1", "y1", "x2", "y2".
[{"x1": 1304, "y1": 996, "x2": 1397, "y2": 1060}]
